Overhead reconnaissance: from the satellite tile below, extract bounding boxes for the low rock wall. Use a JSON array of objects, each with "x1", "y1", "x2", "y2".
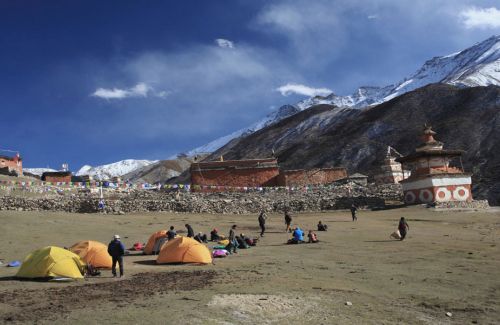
[
  {"x1": 432, "y1": 200, "x2": 490, "y2": 210},
  {"x1": 0, "y1": 184, "x2": 403, "y2": 214}
]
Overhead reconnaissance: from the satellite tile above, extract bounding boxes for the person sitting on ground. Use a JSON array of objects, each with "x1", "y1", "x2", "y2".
[
  {"x1": 185, "y1": 224, "x2": 194, "y2": 238},
  {"x1": 398, "y1": 217, "x2": 410, "y2": 241},
  {"x1": 194, "y1": 232, "x2": 208, "y2": 243},
  {"x1": 317, "y1": 221, "x2": 328, "y2": 231},
  {"x1": 153, "y1": 236, "x2": 168, "y2": 255},
  {"x1": 308, "y1": 230, "x2": 319, "y2": 243},
  {"x1": 240, "y1": 233, "x2": 257, "y2": 246},
  {"x1": 167, "y1": 226, "x2": 177, "y2": 241},
  {"x1": 287, "y1": 226, "x2": 305, "y2": 244},
  {"x1": 85, "y1": 263, "x2": 101, "y2": 277},
  {"x1": 210, "y1": 228, "x2": 222, "y2": 242},
  {"x1": 236, "y1": 234, "x2": 250, "y2": 249}
]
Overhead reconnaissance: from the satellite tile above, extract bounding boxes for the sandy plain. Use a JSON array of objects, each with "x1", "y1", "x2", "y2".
[{"x1": 0, "y1": 206, "x2": 499, "y2": 324}]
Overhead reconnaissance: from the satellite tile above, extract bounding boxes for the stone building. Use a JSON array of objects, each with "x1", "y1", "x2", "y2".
[
  {"x1": 190, "y1": 158, "x2": 280, "y2": 190},
  {"x1": 190, "y1": 158, "x2": 347, "y2": 191},
  {"x1": 0, "y1": 153, "x2": 23, "y2": 176},
  {"x1": 348, "y1": 173, "x2": 369, "y2": 186},
  {"x1": 374, "y1": 147, "x2": 410, "y2": 184},
  {"x1": 396, "y1": 125, "x2": 472, "y2": 205},
  {"x1": 41, "y1": 171, "x2": 72, "y2": 183}
]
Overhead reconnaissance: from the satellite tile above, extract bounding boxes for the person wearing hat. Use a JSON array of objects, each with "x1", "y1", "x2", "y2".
[
  {"x1": 107, "y1": 234, "x2": 125, "y2": 278},
  {"x1": 194, "y1": 232, "x2": 208, "y2": 243},
  {"x1": 210, "y1": 228, "x2": 221, "y2": 242}
]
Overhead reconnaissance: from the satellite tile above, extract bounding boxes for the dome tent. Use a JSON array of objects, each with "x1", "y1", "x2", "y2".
[
  {"x1": 16, "y1": 246, "x2": 85, "y2": 280},
  {"x1": 69, "y1": 240, "x2": 112, "y2": 269},
  {"x1": 156, "y1": 237, "x2": 212, "y2": 265},
  {"x1": 144, "y1": 230, "x2": 168, "y2": 255}
]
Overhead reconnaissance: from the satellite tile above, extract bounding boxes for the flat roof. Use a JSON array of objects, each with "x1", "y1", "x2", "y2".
[
  {"x1": 191, "y1": 158, "x2": 278, "y2": 170},
  {"x1": 0, "y1": 155, "x2": 22, "y2": 161},
  {"x1": 41, "y1": 171, "x2": 72, "y2": 177}
]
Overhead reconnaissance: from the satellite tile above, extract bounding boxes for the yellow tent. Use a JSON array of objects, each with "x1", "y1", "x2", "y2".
[
  {"x1": 16, "y1": 246, "x2": 85, "y2": 280},
  {"x1": 144, "y1": 230, "x2": 168, "y2": 255},
  {"x1": 156, "y1": 237, "x2": 212, "y2": 265},
  {"x1": 69, "y1": 240, "x2": 112, "y2": 269}
]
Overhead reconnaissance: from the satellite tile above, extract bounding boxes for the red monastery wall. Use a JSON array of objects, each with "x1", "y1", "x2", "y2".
[
  {"x1": 191, "y1": 163, "x2": 280, "y2": 191},
  {"x1": 276, "y1": 168, "x2": 347, "y2": 187},
  {"x1": 43, "y1": 175, "x2": 72, "y2": 183}
]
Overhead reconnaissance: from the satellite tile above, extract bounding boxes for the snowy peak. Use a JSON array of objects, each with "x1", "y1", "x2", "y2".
[
  {"x1": 23, "y1": 168, "x2": 57, "y2": 176},
  {"x1": 75, "y1": 159, "x2": 159, "y2": 180},
  {"x1": 298, "y1": 34, "x2": 500, "y2": 108}
]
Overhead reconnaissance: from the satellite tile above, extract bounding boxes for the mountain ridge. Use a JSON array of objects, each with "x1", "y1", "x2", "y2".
[
  {"x1": 192, "y1": 35, "x2": 500, "y2": 155},
  {"x1": 207, "y1": 84, "x2": 500, "y2": 205}
]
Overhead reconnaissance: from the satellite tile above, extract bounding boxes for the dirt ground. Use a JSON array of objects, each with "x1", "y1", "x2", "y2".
[{"x1": 0, "y1": 206, "x2": 499, "y2": 324}]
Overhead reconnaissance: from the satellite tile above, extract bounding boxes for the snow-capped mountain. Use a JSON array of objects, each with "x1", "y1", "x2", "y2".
[
  {"x1": 299, "y1": 35, "x2": 500, "y2": 109},
  {"x1": 76, "y1": 159, "x2": 159, "y2": 180},
  {"x1": 187, "y1": 35, "x2": 500, "y2": 155},
  {"x1": 23, "y1": 168, "x2": 57, "y2": 176}
]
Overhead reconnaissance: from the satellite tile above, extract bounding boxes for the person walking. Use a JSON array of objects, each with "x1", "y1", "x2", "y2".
[
  {"x1": 227, "y1": 225, "x2": 238, "y2": 254},
  {"x1": 350, "y1": 204, "x2": 358, "y2": 221},
  {"x1": 258, "y1": 210, "x2": 267, "y2": 237},
  {"x1": 98, "y1": 199, "x2": 105, "y2": 213},
  {"x1": 284, "y1": 211, "x2": 292, "y2": 233},
  {"x1": 107, "y1": 235, "x2": 125, "y2": 278},
  {"x1": 398, "y1": 217, "x2": 410, "y2": 241},
  {"x1": 185, "y1": 224, "x2": 194, "y2": 238}
]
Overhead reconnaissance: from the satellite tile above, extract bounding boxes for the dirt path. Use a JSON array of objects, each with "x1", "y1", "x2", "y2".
[{"x1": 0, "y1": 271, "x2": 216, "y2": 323}]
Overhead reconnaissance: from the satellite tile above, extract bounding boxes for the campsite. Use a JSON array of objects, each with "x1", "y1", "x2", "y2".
[{"x1": 0, "y1": 206, "x2": 498, "y2": 324}]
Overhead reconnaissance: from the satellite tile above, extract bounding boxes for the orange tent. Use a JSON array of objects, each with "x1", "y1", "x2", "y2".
[
  {"x1": 69, "y1": 240, "x2": 112, "y2": 269},
  {"x1": 144, "y1": 230, "x2": 168, "y2": 255},
  {"x1": 156, "y1": 237, "x2": 212, "y2": 264}
]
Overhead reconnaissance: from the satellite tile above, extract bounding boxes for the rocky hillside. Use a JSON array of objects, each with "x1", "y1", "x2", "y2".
[
  {"x1": 122, "y1": 157, "x2": 195, "y2": 184},
  {"x1": 207, "y1": 84, "x2": 500, "y2": 205}
]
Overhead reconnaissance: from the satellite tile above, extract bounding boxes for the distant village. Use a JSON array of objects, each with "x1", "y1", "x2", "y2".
[{"x1": 1, "y1": 125, "x2": 473, "y2": 206}]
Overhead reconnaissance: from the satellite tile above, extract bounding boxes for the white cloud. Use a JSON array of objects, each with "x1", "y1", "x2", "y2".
[
  {"x1": 215, "y1": 38, "x2": 234, "y2": 48},
  {"x1": 460, "y1": 7, "x2": 500, "y2": 29},
  {"x1": 91, "y1": 82, "x2": 168, "y2": 100},
  {"x1": 276, "y1": 83, "x2": 332, "y2": 97},
  {"x1": 368, "y1": 14, "x2": 379, "y2": 20}
]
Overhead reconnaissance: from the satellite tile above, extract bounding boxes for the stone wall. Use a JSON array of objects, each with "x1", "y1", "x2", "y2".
[
  {"x1": 431, "y1": 200, "x2": 490, "y2": 210},
  {"x1": 0, "y1": 183, "x2": 403, "y2": 214}
]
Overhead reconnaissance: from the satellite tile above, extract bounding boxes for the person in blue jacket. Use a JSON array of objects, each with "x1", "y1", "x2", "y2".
[
  {"x1": 107, "y1": 234, "x2": 125, "y2": 278},
  {"x1": 288, "y1": 227, "x2": 305, "y2": 244}
]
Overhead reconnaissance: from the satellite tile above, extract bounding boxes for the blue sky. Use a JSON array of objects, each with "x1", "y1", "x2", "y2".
[{"x1": 1, "y1": 0, "x2": 499, "y2": 170}]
